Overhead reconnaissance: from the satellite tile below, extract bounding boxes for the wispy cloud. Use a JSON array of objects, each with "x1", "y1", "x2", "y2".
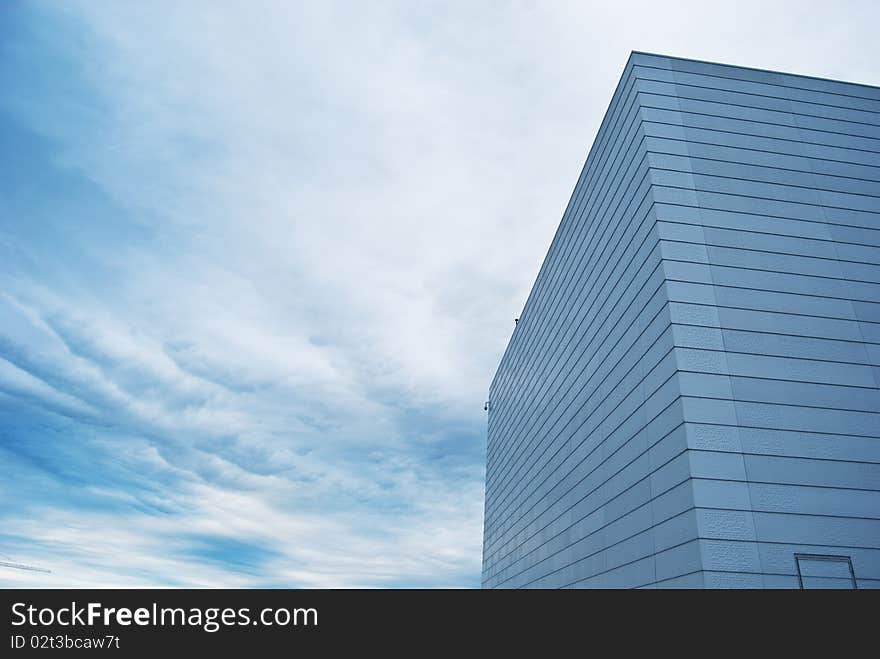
[{"x1": 1, "y1": 0, "x2": 878, "y2": 586}]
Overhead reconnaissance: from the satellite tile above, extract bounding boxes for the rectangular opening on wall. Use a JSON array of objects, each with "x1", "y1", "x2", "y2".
[{"x1": 795, "y1": 554, "x2": 857, "y2": 590}]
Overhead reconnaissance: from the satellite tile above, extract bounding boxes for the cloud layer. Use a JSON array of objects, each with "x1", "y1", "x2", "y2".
[{"x1": 1, "y1": 1, "x2": 878, "y2": 586}]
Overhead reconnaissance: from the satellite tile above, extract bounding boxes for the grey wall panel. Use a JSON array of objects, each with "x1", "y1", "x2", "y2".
[
  {"x1": 652, "y1": 51, "x2": 880, "y2": 588},
  {"x1": 483, "y1": 52, "x2": 880, "y2": 588}
]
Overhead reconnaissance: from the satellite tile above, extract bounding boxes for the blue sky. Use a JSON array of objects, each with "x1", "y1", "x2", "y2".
[{"x1": 1, "y1": 1, "x2": 878, "y2": 587}]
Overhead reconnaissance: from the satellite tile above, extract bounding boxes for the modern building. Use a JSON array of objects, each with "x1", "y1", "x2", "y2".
[{"x1": 482, "y1": 52, "x2": 880, "y2": 588}]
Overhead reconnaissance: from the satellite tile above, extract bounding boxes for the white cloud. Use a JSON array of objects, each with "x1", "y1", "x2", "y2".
[{"x1": 1, "y1": 0, "x2": 877, "y2": 586}]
